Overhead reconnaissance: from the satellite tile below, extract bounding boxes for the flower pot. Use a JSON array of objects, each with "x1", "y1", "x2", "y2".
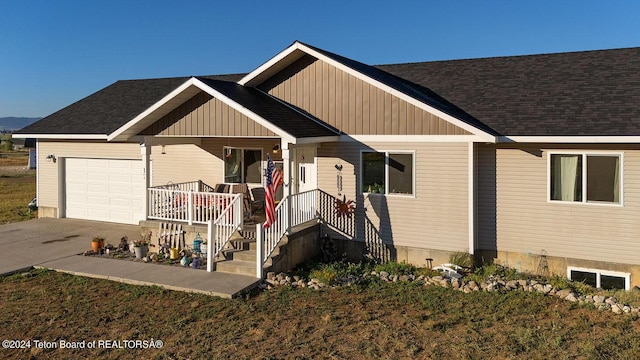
[
  {"x1": 91, "y1": 241, "x2": 101, "y2": 253},
  {"x1": 134, "y1": 246, "x2": 148, "y2": 259}
]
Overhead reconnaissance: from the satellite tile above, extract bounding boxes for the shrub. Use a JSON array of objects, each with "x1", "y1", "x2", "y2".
[
  {"x1": 374, "y1": 261, "x2": 416, "y2": 275},
  {"x1": 448, "y1": 251, "x2": 473, "y2": 269}
]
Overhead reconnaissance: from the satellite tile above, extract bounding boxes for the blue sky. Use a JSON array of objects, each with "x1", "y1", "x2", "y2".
[{"x1": 1, "y1": 1, "x2": 639, "y2": 118}]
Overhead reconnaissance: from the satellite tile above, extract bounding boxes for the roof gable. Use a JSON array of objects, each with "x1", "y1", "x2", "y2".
[
  {"x1": 240, "y1": 41, "x2": 498, "y2": 141},
  {"x1": 257, "y1": 54, "x2": 473, "y2": 136}
]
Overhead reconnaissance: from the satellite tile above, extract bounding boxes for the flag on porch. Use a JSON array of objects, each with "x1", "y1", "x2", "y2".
[{"x1": 264, "y1": 154, "x2": 282, "y2": 228}]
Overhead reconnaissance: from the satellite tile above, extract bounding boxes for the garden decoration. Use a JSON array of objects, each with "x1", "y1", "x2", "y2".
[
  {"x1": 335, "y1": 195, "x2": 355, "y2": 217},
  {"x1": 133, "y1": 231, "x2": 151, "y2": 259}
]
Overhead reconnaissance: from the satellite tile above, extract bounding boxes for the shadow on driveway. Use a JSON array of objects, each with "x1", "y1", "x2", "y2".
[{"x1": 0, "y1": 218, "x2": 140, "y2": 275}]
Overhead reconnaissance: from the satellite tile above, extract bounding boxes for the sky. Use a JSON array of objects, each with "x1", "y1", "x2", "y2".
[{"x1": 1, "y1": 1, "x2": 639, "y2": 118}]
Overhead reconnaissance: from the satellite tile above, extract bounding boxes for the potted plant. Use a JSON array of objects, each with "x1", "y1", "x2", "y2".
[
  {"x1": 91, "y1": 236, "x2": 105, "y2": 253},
  {"x1": 134, "y1": 231, "x2": 151, "y2": 259}
]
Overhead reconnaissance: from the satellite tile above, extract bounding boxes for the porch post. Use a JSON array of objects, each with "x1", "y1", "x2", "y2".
[
  {"x1": 140, "y1": 143, "x2": 151, "y2": 220},
  {"x1": 282, "y1": 143, "x2": 292, "y2": 234},
  {"x1": 256, "y1": 223, "x2": 263, "y2": 279},
  {"x1": 207, "y1": 218, "x2": 215, "y2": 272}
]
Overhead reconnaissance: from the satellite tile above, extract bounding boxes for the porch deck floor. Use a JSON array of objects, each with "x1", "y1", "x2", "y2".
[{"x1": 36, "y1": 255, "x2": 261, "y2": 299}]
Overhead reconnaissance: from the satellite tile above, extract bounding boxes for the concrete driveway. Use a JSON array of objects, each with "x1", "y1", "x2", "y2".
[{"x1": 0, "y1": 218, "x2": 140, "y2": 275}]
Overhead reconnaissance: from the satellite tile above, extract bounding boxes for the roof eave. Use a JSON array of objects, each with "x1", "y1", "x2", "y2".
[
  {"x1": 12, "y1": 133, "x2": 108, "y2": 140},
  {"x1": 499, "y1": 135, "x2": 640, "y2": 143}
]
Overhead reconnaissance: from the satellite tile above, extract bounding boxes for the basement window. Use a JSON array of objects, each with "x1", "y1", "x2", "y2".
[{"x1": 568, "y1": 267, "x2": 630, "y2": 290}]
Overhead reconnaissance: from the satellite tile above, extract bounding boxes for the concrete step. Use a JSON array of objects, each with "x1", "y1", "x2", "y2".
[
  {"x1": 215, "y1": 259, "x2": 256, "y2": 276},
  {"x1": 232, "y1": 248, "x2": 256, "y2": 262}
]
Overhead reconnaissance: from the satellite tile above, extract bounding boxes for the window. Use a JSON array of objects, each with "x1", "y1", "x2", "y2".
[
  {"x1": 549, "y1": 153, "x2": 621, "y2": 204},
  {"x1": 568, "y1": 267, "x2": 629, "y2": 290},
  {"x1": 224, "y1": 147, "x2": 262, "y2": 184},
  {"x1": 361, "y1": 151, "x2": 414, "y2": 195}
]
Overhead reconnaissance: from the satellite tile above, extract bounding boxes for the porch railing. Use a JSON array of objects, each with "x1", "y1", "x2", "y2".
[
  {"x1": 148, "y1": 185, "x2": 236, "y2": 225},
  {"x1": 206, "y1": 193, "x2": 243, "y2": 272},
  {"x1": 256, "y1": 189, "x2": 318, "y2": 278}
]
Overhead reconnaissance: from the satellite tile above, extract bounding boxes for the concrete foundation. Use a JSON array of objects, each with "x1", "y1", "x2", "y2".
[{"x1": 476, "y1": 249, "x2": 640, "y2": 288}]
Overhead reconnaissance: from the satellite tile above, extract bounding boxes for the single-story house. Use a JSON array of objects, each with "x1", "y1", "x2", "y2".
[{"x1": 15, "y1": 41, "x2": 640, "y2": 289}]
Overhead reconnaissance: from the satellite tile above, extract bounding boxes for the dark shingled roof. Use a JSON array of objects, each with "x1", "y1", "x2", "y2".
[
  {"x1": 16, "y1": 74, "x2": 244, "y2": 136},
  {"x1": 377, "y1": 47, "x2": 640, "y2": 136},
  {"x1": 17, "y1": 45, "x2": 640, "y2": 138},
  {"x1": 196, "y1": 77, "x2": 339, "y2": 138}
]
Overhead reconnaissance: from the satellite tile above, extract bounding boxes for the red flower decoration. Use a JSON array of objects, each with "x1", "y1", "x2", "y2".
[{"x1": 335, "y1": 195, "x2": 355, "y2": 217}]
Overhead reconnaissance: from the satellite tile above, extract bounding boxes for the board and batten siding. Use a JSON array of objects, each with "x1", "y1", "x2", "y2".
[
  {"x1": 141, "y1": 91, "x2": 277, "y2": 138},
  {"x1": 258, "y1": 55, "x2": 472, "y2": 136},
  {"x1": 317, "y1": 141, "x2": 470, "y2": 251},
  {"x1": 476, "y1": 143, "x2": 640, "y2": 265},
  {"x1": 150, "y1": 138, "x2": 283, "y2": 188},
  {"x1": 37, "y1": 141, "x2": 141, "y2": 212}
]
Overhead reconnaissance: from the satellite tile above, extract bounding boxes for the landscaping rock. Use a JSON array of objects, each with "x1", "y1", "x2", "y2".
[
  {"x1": 554, "y1": 289, "x2": 572, "y2": 299},
  {"x1": 594, "y1": 295, "x2": 606, "y2": 303}
]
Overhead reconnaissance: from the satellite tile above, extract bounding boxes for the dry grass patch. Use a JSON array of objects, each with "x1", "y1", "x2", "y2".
[{"x1": 2, "y1": 270, "x2": 640, "y2": 359}]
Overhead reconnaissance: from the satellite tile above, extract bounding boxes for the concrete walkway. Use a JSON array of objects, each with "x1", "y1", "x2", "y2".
[
  {"x1": 1, "y1": 218, "x2": 260, "y2": 298},
  {"x1": 36, "y1": 256, "x2": 260, "y2": 298}
]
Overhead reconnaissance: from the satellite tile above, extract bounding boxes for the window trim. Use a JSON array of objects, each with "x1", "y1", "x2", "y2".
[
  {"x1": 223, "y1": 146, "x2": 263, "y2": 185},
  {"x1": 360, "y1": 149, "x2": 416, "y2": 197},
  {"x1": 567, "y1": 266, "x2": 630, "y2": 290},
  {"x1": 547, "y1": 150, "x2": 623, "y2": 206}
]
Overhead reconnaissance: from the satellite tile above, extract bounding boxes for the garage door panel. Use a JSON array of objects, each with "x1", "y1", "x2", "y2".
[{"x1": 66, "y1": 158, "x2": 144, "y2": 224}]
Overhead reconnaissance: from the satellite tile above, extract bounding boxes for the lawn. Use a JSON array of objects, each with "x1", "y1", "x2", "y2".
[
  {"x1": 1, "y1": 269, "x2": 640, "y2": 359},
  {"x1": 0, "y1": 151, "x2": 36, "y2": 223}
]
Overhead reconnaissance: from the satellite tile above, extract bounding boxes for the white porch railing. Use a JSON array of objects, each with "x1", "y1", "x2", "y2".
[
  {"x1": 148, "y1": 186, "x2": 236, "y2": 225},
  {"x1": 206, "y1": 193, "x2": 243, "y2": 272},
  {"x1": 256, "y1": 189, "x2": 318, "y2": 278}
]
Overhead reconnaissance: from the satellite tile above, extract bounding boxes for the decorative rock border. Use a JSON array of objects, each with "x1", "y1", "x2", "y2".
[{"x1": 262, "y1": 271, "x2": 640, "y2": 316}]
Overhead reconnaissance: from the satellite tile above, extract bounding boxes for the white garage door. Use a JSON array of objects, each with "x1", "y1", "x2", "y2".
[{"x1": 65, "y1": 158, "x2": 144, "y2": 224}]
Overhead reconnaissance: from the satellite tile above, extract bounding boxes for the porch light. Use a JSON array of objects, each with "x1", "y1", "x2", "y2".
[
  {"x1": 46, "y1": 154, "x2": 56, "y2": 163},
  {"x1": 161, "y1": 145, "x2": 166, "y2": 154},
  {"x1": 272, "y1": 144, "x2": 280, "y2": 154}
]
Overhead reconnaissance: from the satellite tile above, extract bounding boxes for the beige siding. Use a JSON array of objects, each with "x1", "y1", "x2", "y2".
[
  {"x1": 477, "y1": 143, "x2": 640, "y2": 265},
  {"x1": 141, "y1": 92, "x2": 277, "y2": 137},
  {"x1": 150, "y1": 138, "x2": 283, "y2": 187},
  {"x1": 37, "y1": 141, "x2": 141, "y2": 212},
  {"x1": 258, "y1": 55, "x2": 472, "y2": 136},
  {"x1": 317, "y1": 141, "x2": 469, "y2": 251}
]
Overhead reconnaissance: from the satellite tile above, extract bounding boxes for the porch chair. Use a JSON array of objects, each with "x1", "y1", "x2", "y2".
[
  {"x1": 250, "y1": 187, "x2": 266, "y2": 214},
  {"x1": 213, "y1": 183, "x2": 230, "y2": 193},
  {"x1": 230, "y1": 183, "x2": 252, "y2": 219}
]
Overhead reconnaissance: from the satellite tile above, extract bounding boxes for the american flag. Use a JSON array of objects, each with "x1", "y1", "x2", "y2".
[{"x1": 264, "y1": 154, "x2": 282, "y2": 228}]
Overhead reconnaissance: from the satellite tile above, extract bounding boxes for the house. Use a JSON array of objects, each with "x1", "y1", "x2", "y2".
[{"x1": 14, "y1": 41, "x2": 640, "y2": 290}]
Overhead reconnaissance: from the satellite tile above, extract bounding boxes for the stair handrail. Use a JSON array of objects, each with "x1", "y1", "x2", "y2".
[
  {"x1": 206, "y1": 193, "x2": 243, "y2": 272},
  {"x1": 255, "y1": 189, "x2": 319, "y2": 278}
]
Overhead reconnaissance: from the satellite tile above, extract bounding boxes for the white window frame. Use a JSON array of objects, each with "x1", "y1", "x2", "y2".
[
  {"x1": 223, "y1": 146, "x2": 263, "y2": 185},
  {"x1": 360, "y1": 150, "x2": 416, "y2": 197},
  {"x1": 547, "y1": 150, "x2": 623, "y2": 206},
  {"x1": 567, "y1": 266, "x2": 630, "y2": 290}
]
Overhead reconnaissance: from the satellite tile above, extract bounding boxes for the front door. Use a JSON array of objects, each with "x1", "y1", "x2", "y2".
[{"x1": 294, "y1": 146, "x2": 317, "y2": 193}]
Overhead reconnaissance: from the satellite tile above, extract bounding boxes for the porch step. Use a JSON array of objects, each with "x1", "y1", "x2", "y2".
[
  {"x1": 216, "y1": 246, "x2": 275, "y2": 276},
  {"x1": 215, "y1": 259, "x2": 256, "y2": 276}
]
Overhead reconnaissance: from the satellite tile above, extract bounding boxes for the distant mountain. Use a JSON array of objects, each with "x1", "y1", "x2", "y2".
[{"x1": 0, "y1": 117, "x2": 42, "y2": 132}]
